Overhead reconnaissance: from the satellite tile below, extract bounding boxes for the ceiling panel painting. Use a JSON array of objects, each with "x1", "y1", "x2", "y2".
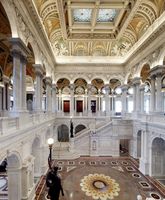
[{"x1": 32, "y1": 0, "x2": 165, "y2": 61}]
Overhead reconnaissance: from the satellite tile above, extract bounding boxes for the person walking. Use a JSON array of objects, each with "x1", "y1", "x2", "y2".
[{"x1": 46, "y1": 166, "x2": 64, "y2": 200}]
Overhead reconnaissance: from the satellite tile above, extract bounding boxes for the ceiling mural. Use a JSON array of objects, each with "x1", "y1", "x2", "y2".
[{"x1": 32, "y1": 0, "x2": 165, "y2": 58}]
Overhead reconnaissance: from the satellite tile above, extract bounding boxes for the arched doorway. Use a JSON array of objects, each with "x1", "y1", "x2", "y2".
[
  {"x1": 7, "y1": 152, "x2": 22, "y2": 200},
  {"x1": 58, "y1": 124, "x2": 69, "y2": 142},
  {"x1": 32, "y1": 137, "x2": 41, "y2": 176},
  {"x1": 137, "y1": 130, "x2": 142, "y2": 158},
  {"x1": 152, "y1": 137, "x2": 165, "y2": 178},
  {"x1": 75, "y1": 124, "x2": 86, "y2": 134}
]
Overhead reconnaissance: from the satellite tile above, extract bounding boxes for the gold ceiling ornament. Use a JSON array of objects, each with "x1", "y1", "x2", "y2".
[{"x1": 80, "y1": 173, "x2": 120, "y2": 200}]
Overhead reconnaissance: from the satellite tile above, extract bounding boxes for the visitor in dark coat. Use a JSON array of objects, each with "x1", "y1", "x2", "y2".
[{"x1": 46, "y1": 166, "x2": 64, "y2": 200}]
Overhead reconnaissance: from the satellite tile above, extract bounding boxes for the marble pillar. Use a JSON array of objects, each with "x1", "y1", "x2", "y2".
[
  {"x1": 140, "y1": 84, "x2": 145, "y2": 113},
  {"x1": 2, "y1": 75, "x2": 10, "y2": 111},
  {"x1": 52, "y1": 84, "x2": 56, "y2": 113},
  {"x1": 150, "y1": 75, "x2": 156, "y2": 112},
  {"x1": 33, "y1": 64, "x2": 44, "y2": 112},
  {"x1": 121, "y1": 84, "x2": 128, "y2": 115},
  {"x1": 45, "y1": 77, "x2": 52, "y2": 112},
  {"x1": 70, "y1": 84, "x2": 74, "y2": 116},
  {"x1": 11, "y1": 38, "x2": 29, "y2": 113}
]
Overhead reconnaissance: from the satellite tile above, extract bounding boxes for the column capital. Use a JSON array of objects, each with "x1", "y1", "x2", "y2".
[
  {"x1": 10, "y1": 38, "x2": 30, "y2": 58},
  {"x1": 139, "y1": 84, "x2": 145, "y2": 91},
  {"x1": 104, "y1": 84, "x2": 110, "y2": 94},
  {"x1": 52, "y1": 83, "x2": 56, "y2": 90},
  {"x1": 150, "y1": 65, "x2": 165, "y2": 77},
  {"x1": 33, "y1": 64, "x2": 44, "y2": 77},
  {"x1": 45, "y1": 76, "x2": 52, "y2": 86},
  {"x1": 3, "y1": 75, "x2": 10, "y2": 84},
  {"x1": 87, "y1": 83, "x2": 92, "y2": 89},
  {"x1": 121, "y1": 84, "x2": 128, "y2": 92},
  {"x1": 69, "y1": 83, "x2": 75, "y2": 90},
  {"x1": 132, "y1": 77, "x2": 141, "y2": 85}
]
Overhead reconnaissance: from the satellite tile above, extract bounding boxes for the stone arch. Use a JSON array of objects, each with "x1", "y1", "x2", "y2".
[
  {"x1": 55, "y1": 76, "x2": 71, "y2": 84},
  {"x1": 7, "y1": 151, "x2": 22, "y2": 169},
  {"x1": 140, "y1": 63, "x2": 150, "y2": 83},
  {"x1": 7, "y1": 151, "x2": 22, "y2": 200},
  {"x1": 75, "y1": 124, "x2": 87, "y2": 134},
  {"x1": 137, "y1": 130, "x2": 142, "y2": 158},
  {"x1": 56, "y1": 78, "x2": 70, "y2": 91},
  {"x1": 32, "y1": 137, "x2": 41, "y2": 175},
  {"x1": 109, "y1": 75, "x2": 124, "y2": 85},
  {"x1": 137, "y1": 61, "x2": 151, "y2": 78},
  {"x1": 73, "y1": 77, "x2": 88, "y2": 85},
  {"x1": 0, "y1": 0, "x2": 18, "y2": 37},
  {"x1": 151, "y1": 137, "x2": 165, "y2": 177},
  {"x1": 57, "y1": 124, "x2": 69, "y2": 142}
]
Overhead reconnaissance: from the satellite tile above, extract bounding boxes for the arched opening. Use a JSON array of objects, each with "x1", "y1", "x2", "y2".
[
  {"x1": 137, "y1": 130, "x2": 142, "y2": 158},
  {"x1": 91, "y1": 78, "x2": 104, "y2": 113},
  {"x1": 57, "y1": 78, "x2": 70, "y2": 113},
  {"x1": 7, "y1": 152, "x2": 22, "y2": 200},
  {"x1": 32, "y1": 137, "x2": 41, "y2": 176},
  {"x1": 110, "y1": 79, "x2": 121, "y2": 114},
  {"x1": 75, "y1": 124, "x2": 86, "y2": 134},
  {"x1": 140, "y1": 64, "x2": 150, "y2": 83},
  {"x1": 152, "y1": 137, "x2": 165, "y2": 179},
  {"x1": 57, "y1": 124, "x2": 69, "y2": 142},
  {"x1": 74, "y1": 78, "x2": 87, "y2": 113}
]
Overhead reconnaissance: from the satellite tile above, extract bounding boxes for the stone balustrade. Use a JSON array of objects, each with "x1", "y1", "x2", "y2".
[{"x1": 0, "y1": 112, "x2": 55, "y2": 135}]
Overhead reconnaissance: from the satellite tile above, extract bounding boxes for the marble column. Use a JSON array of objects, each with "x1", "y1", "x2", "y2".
[
  {"x1": 105, "y1": 85, "x2": 110, "y2": 115},
  {"x1": 132, "y1": 77, "x2": 141, "y2": 112},
  {"x1": 52, "y1": 84, "x2": 56, "y2": 113},
  {"x1": 149, "y1": 75, "x2": 156, "y2": 112},
  {"x1": 70, "y1": 84, "x2": 74, "y2": 116},
  {"x1": 139, "y1": 131, "x2": 149, "y2": 175},
  {"x1": 20, "y1": 55, "x2": 27, "y2": 111},
  {"x1": 121, "y1": 84, "x2": 128, "y2": 115},
  {"x1": 2, "y1": 75, "x2": 10, "y2": 111},
  {"x1": 140, "y1": 84, "x2": 145, "y2": 113},
  {"x1": 155, "y1": 74, "x2": 163, "y2": 112},
  {"x1": 58, "y1": 89, "x2": 62, "y2": 112},
  {"x1": 11, "y1": 38, "x2": 29, "y2": 113},
  {"x1": 33, "y1": 64, "x2": 44, "y2": 112},
  {"x1": 150, "y1": 65, "x2": 165, "y2": 113},
  {"x1": 45, "y1": 77, "x2": 52, "y2": 112},
  {"x1": 12, "y1": 50, "x2": 21, "y2": 111},
  {"x1": 88, "y1": 84, "x2": 92, "y2": 115}
]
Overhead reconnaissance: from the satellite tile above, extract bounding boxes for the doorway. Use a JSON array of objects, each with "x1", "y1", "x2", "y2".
[
  {"x1": 91, "y1": 100, "x2": 96, "y2": 113},
  {"x1": 63, "y1": 100, "x2": 70, "y2": 112},
  {"x1": 76, "y1": 100, "x2": 83, "y2": 112}
]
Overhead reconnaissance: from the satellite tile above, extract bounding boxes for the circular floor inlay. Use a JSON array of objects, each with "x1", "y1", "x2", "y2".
[
  {"x1": 80, "y1": 173, "x2": 120, "y2": 200},
  {"x1": 93, "y1": 180, "x2": 106, "y2": 189},
  {"x1": 150, "y1": 193, "x2": 161, "y2": 199}
]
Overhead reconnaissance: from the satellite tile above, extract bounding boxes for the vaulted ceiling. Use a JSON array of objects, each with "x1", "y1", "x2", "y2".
[{"x1": 33, "y1": 0, "x2": 165, "y2": 59}]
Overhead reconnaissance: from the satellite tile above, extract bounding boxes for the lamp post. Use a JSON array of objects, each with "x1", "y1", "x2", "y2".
[
  {"x1": 47, "y1": 138, "x2": 54, "y2": 169},
  {"x1": 70, "y1": 118, "x2": 74, "y2": 138}
]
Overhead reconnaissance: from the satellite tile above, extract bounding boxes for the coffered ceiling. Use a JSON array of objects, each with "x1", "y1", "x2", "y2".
[{"x1": 33, "y1": 0, "x2": 165, "y2": 61}]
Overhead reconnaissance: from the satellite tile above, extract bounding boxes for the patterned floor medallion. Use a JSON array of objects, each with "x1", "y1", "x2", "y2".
[{"x1": 80, "y1": 173, "x2": 120, "y2": 200}]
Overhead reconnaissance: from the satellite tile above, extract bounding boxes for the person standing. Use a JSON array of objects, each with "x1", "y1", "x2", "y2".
[{"x1": 46, "y1": 166, "x2": 64, "y2": 200}]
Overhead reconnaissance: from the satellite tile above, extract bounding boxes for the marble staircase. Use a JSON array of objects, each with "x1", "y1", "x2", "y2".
[{"x1": 52, "y1": 142, "x2": 80, "y2": 160}]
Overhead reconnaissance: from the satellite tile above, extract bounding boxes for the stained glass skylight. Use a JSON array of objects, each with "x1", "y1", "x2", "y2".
[
  {"x1": 73, "y1": 9, "x2": 92, "y2": 22},
  {"x1": 97, "y1": 9, "x2": 117, "y2": 22}
]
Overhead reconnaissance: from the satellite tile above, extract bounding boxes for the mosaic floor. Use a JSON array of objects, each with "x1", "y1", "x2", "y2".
[{"x1": 40, "y1": 157, "x2": 165, "y2": 200}]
